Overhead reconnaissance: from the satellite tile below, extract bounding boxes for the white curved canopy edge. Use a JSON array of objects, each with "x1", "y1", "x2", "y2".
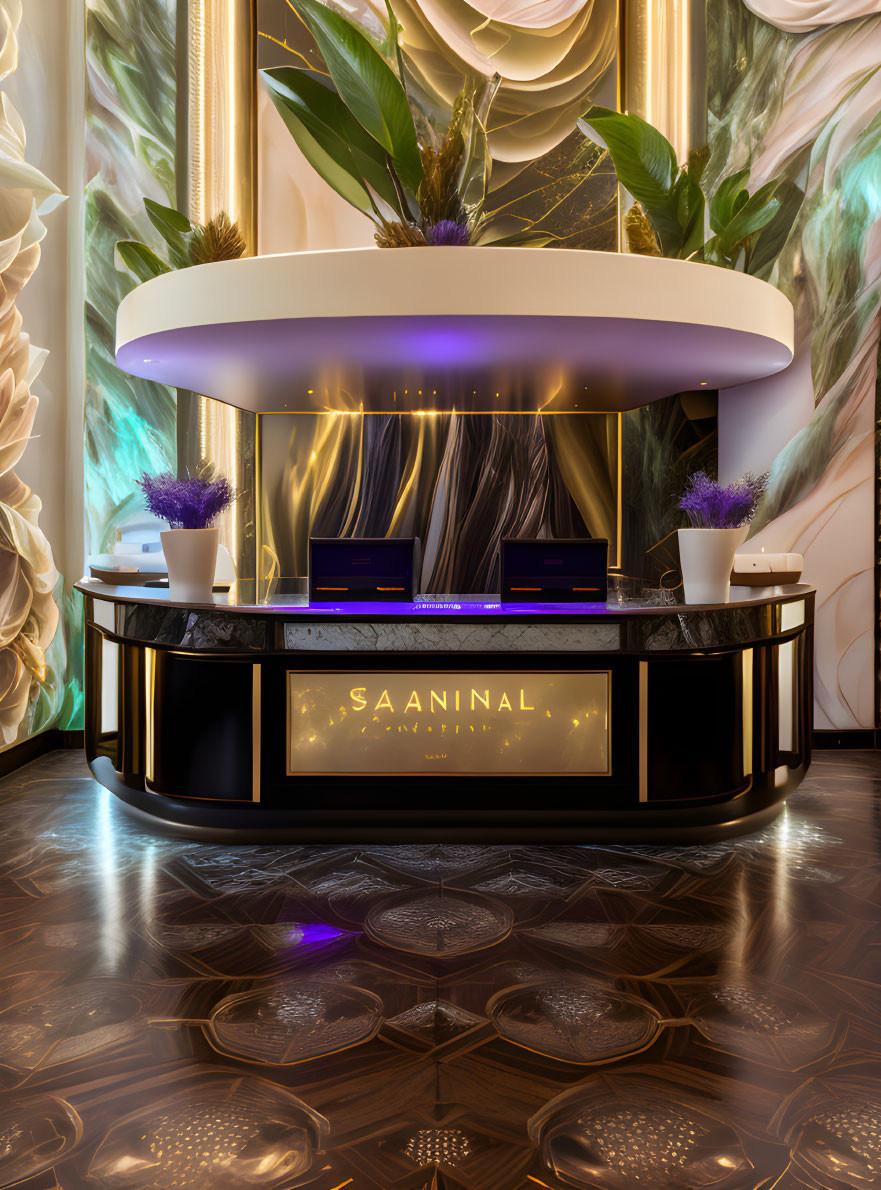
[{"x1": 115, "y1": 247, "x2": 795, "y2": 414}]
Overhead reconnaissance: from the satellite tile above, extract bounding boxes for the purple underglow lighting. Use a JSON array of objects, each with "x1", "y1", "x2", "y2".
[
  {"x1": 396, "y1": 325, "x2": 487, "y2": 368},
  {"x1": 284, "y1": 600, "x2": 609, "y2": 616},
  {"x1": 286, "y1": 923, "x2": 349, "y2": 946},
  {"x1": 116, "y1": 315, "x2": 792, "y2": 414}
]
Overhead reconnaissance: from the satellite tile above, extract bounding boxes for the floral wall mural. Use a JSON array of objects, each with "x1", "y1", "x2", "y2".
[
  {"x1": 84, "y1": 0, "x2": 178, "y2": 561},
  {"x1": 708, "y1": 0, "x2": 881, "y2": 730},
  {"x1": 0, "y1": 0, "x2": 73, "y2": 746}
]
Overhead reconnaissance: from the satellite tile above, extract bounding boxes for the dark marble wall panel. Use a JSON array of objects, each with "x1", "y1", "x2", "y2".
[{"x1": 260, "y1": 411, "x2": 619, "y2": 592}]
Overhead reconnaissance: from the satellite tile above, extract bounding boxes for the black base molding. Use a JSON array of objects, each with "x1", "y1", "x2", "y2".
[
  {"x1": 92, "y1": 755, "x2": 794, "y2": 845},
  {"x1": 0, "y1": 729, "x2": 84, "y2": 779},
  {"x1": 812, "y1": 729, "x2": 879, "y2": 749}
]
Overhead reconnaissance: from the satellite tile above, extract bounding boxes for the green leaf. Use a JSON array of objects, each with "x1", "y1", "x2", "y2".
[
  {"x1": 578, "y1": 105, "x2": 682, "y2": 254},
  {"x1": 672, "y1": 170, "x2": 706, "y2": 258},
  {"x1": 709, "y1": 169, "x2": 749, "y2": 233},
  {"x1": 699, "y1": 234, "x2": 727, "y2": 268},
  {"x1": 746, "y1": 180, "x2": 803, "y2": 278},
  {"x1": 287, "y1": 0, "x2": 423, "y2": 193},
  {"x1": 116, "y1": 240, "x2": 170, "y2": 283},
  {"x1": 717, "y1": 182, "x2": 780, "y2": 256},
  {"x1": 276, "y1": 113, "x2": 374, "y2": 213},
  {"x1": 383, "y1": 0, "x2": 406, "y2": 84},
  {"x1": 263, "y1": 67, "x2": 405, "y2": 217},
  {"x1": 479, "y1": 227, "x2": 556, "y2": 247},
  {"x1": 143, "y1": 198, "x2": 192, "y2": 267},
  {"x1": 686, "y1": 144, "x2": 710, "y2": 183},
  {"x1": 143, "y1": 198, "x2": 191, "y2": 233}
]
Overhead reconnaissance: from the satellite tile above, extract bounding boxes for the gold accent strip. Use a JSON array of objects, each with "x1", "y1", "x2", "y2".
[
  {"x1": 258, "y1": 408, "x2": 627, "y2": 416},
  {"x1": 777, "y1": 639, "x2": 797, "y2": 753},
  {"x1": 177, "y1": 0, "x2": 257, "y2": 586},
  {"x1": 252, "y1": 663, "x2": 262, "y2": 802},
  {"x1": 742, "y1": 647, "x2": 753, "y2": 778},
  {"x1": 179, "y1": 0, "x2": 257, "y2": 248},
  {"x1": 638, "y1": 661, "x2": 648, "y2": 802},
  {"x1": 623, "y1": 0, "x2": 707, "y2": 163},
  {"x1": 780, "y1": 598, "x2": 805, "y2": 632},
  {"x1": 144, "y1": 647, "x2": 156, "y2": 784},
  {"x1": 615, "y1": 412, "x2": 622, "y2": 570}
]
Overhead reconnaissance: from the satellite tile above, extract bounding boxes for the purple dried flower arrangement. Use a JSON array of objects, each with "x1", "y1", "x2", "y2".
[
  {"x1": 137, "y1": 472, "x2": 233, "y2": 530},
  {"x1": 679, "y1": 471, "x2": 768, "y2": 529},
  {"x1": 428, "y1": 220, "x2": 471, "y2": 246}
]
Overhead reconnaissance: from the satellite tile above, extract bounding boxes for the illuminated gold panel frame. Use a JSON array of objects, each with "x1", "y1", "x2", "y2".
[
  {"x1": 176, "y1": 0, "x2": 258, "y2": 584},
  {"x1": 287, "y1": 670, "x2": 612, "y2": 777},
  {"x1": 252, "y1": 663, "x2": 262, "y2": 802},
  {"x1": 622, "y1": 0, "x2": 707, "y2": 164}
]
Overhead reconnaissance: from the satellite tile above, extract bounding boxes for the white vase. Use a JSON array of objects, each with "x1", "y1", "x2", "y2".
[
  {"x1": 161, "y1": 527, "x2": 220, "y2": 603},
  {"x1": 678, "y1": 526, "x2": 749, "y2": 605}
]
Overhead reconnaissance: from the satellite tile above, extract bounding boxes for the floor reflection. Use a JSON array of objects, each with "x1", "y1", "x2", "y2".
[{"x1": 0, "y1": 751, "x2": 879, "y2": 1188}]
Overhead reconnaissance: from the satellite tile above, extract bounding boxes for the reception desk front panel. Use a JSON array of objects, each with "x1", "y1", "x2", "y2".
[
  {"x1": 79, "y1": 584, "x2": 813, "y2": 842},
  {"x1": 286, "y1": 670, "x2": 611, "y2": 776}
]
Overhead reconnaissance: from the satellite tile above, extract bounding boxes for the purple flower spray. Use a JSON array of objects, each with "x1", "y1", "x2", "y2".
[
  {"x1": 427, "y1": 220, "x2": 471, "y2": 246},
  {"x1": 137, "y1": 472, "x2": 234, "y2": 530},
  {"x1": 678, "y1": 471, "x2": 768, "y2": 529}
]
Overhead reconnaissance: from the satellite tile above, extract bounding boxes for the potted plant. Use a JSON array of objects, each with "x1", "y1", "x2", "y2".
[
  {"x1": 137, "y1": 472, "x2": 234, "y2": 603},
  {"x1": 577, "y1": 106, "x2": 803, "y2": 277},
  {"x1": 677, "y1": 471, "x2": 767, "y2": 604},
  {"x1": 260, "y1": 0, "x2": 548, "y2": 249},
  {"x1": 117, "y1": 202, "x2": 246, "y2": 282}
]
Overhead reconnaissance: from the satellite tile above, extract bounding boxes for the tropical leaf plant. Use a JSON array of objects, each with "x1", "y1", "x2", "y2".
[
  {"x1": 262, "y1": 0, "x2": 548, "y2": 248},
  {"x1": 578, "y1": 105, "x2": 802, "y2": 276},
  {"x1": 117, "y1": 202, "x2": 246, "y2": 281}
]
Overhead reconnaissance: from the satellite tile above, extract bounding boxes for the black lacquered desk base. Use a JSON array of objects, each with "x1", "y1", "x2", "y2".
[{"x1": 79, "y1": 584, "x2": 814, "y2": 843}]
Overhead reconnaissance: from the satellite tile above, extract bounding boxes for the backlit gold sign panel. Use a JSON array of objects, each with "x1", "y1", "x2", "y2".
[{"x1": 287, "y1": 671, "x2": 611, "y2": 776}]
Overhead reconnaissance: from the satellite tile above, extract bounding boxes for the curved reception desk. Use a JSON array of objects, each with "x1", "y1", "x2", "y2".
[{"x1": 78, "y1": 582, "x2": 813, "y2": 842}]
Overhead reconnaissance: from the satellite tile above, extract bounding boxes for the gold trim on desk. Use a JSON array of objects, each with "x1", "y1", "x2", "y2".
[
  {"x1": 252, "y1": 663, "x2": 262, "y2": 802},
  {"x1": 144, "y1": 647, "x2": 156, "y2": 785},
  {"x1": 742, "y1": 647, "x2": 754, "y2": 778},
  {"x1": 638, "y1": 660, "x2": 648, "y2": 802},
  {"x1": 779, "y1": 598, "x2": 806, "y2": 632}
]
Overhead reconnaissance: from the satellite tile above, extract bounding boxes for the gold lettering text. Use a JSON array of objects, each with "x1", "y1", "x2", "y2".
[
  {"x1": 498, "y1": 692, "x2": 512, "y2": 711},
  {"x1": 430, "y1": 690, "x2": 447, "y2": 712},
  {"x1": 350, "y1": 687, "x2": 367, "y2": 711},
  {"x1": 405, "y1": 691, "x2": 422, "y2": 712},
  {"x1": 375, "y1": 689, "x2": 394, "y2": 711},
  {"x1": 471, "y1": 688, "x2": 490, "y2": 711},
  {"x1": 520, "y1": 689, "x2": 535, "y2": 711}
]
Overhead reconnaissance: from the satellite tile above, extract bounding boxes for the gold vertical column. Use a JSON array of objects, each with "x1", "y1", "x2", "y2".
[
  {"x1": 622, "y1": 0, "x2": 707, "y2": 163},
  {"x1": 176, "y1": 0, "x2": 258, "y2": 588}
]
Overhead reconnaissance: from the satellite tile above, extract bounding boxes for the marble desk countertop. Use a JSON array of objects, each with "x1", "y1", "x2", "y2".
[{"x1": 75, "y1": 581, "x2": 814, "y2": 655}]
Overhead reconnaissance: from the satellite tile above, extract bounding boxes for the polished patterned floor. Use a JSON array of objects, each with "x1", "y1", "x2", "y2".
[{"x1": 0, "y1": 750, "x2": 879, "y2": 1189}]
